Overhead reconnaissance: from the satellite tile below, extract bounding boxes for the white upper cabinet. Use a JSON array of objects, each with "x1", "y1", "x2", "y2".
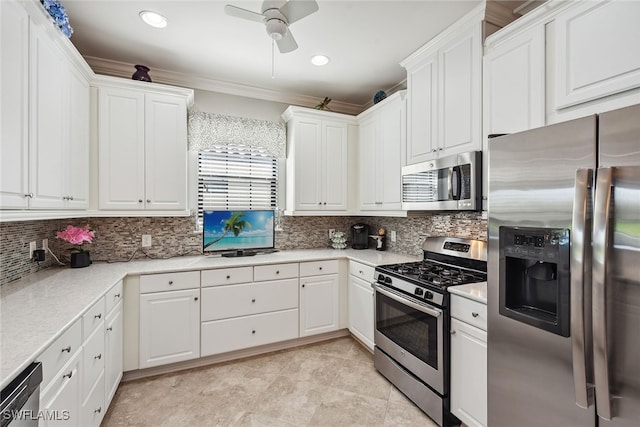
[
  {"x1": 283, "y1": 107, "x2": 356, "y2": 215},
  {"x1": 484, "y1": 25, "x2": 545, "y2": 136},
  {"x1": 95, "y1": 76, "x2": 193, "y2": 212},
  {"x1": 357, "y1": 91, "x2": 406, "y2": 213},
  {"x1": 553, "y1": 0, "x2": 640, "y2": 110},
  {"x1": 1, "y1": 1, "x2": 91, "y2": 211},
  {"x1": 402, "y1": 6, "x2": 484, "y2": 165},
  {"x1": 0, "y1": 0, "x2": 29, "y2": 209}
]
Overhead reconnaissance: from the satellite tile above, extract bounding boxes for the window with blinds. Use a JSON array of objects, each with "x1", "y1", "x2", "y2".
[{"x1": 198, "y1": 145, "x2": 278, "y2": 226}]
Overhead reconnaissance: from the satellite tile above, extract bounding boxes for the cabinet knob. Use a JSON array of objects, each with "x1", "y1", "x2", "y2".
[
  {"x1": 94, "y1": 407, "x2": 102, "y2": 414},
  {"x1": 323, "y1": 202, "x2": 327, "y2": 205},
  {"x1": 194, "y1": 297, "x2": 199, "y2": 301},
  {"x1": 106, "y1": 327, "x2": 113, "y2": 332},
  {"x1": 438, "y1": 147, "x2": 443, "y2": 151},
  {"x1": 114, "y1": 293, "x2": 120, "y2": 298},
  {"x1": 24, "y1": 193, "x2": 34, "y2": 198},
  {"x1": 318, "y1": 202, "x2": 322, "y2": 205},
  {"x1": 275, "y1": 270, "x2": 280, "y2": 274},
  {"x1": 252, "y1": 330, "x2": 256, "y2": 334},
  {"x1": 451, "y1": 330, "x2": 456, "y2": 335},
  {"x1": 61, "y1": 346, "x2": 71, "y2": 353},
  {"x1": 63, "y1": 371, "x2": 73, "y2": 379},
  {"x1": 472, "y1": 312, "x2": 479, "y2": 317},
  {"x1": 69, "y1": 195, "x2": 74, "y2": 200},
  {"x1": 359, "y1": 270, "x2": 363, "y2": 274},
  {"x1": 226, "y1": 275, "x2": 231, "y2": 279},
  {"x1": 147, "y1": 199, "x2": 151, "y2": 203},
  {"x1": 95, "y1": 354, "x2": 102, "y2": 360},
  {"x1": 432, "y1": 149, "x2": 437, "y2": 153},
  {"x1": 302, "y1": 284, "x2": 305, "y2": 288},
  {"x1": 138, "y1": 199, "x2": 143, "y2": 203},
  {"x1": 94, "y1": 313, "x2": 102, "y2": 319},
  {"x1": 251, "y1": 298, "x2": 256, "y2": 303},
  {"x1": 168, "y1": 281, "x2": 174, "y2": 285}
]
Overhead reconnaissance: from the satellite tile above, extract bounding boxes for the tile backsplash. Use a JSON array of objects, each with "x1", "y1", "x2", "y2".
[{"x1": 0, "y1": 212, "x2": 486, "y2": 285}]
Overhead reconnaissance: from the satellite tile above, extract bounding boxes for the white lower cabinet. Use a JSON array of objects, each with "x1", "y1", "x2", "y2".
[
  {"x1": 139, "y1": 287, "x2": 200, "y2": 369},
  {"x1": 299, "y1": 260, "x2": 339, "y2": 337},
  {"x1": 104, "y1": 300, "x2": 123, "y2": 406},
  {"x1": 450, "y1": 294, "x2": 487, "y2": 427},
  {"x1": 348, "y1": 262, "x2": 375, "y2": 351},
  {"x1": 80, "y1": 373, "x2": 105, "y2": 427},
  {"x1": 40, "y1": 347, "x2": 82, "y2": 426}
]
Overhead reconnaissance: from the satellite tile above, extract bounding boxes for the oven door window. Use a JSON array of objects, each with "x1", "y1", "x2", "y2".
[{"x1": 376, "y1": 291, "x2": 439, "y2": 369}]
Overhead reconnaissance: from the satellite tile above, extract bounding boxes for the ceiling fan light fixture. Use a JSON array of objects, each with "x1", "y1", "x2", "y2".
[
  {"x1": 139, "y1": 10, "x2": 167, "y2": 28},
  {"x1": 311, "y1": 55, "x2": 330, "y2": 66},
  {"x1": 266, "y1": 19, "x2": 287, "y2": 40}
]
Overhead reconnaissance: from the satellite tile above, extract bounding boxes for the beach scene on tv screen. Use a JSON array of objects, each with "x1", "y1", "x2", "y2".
[{"x1": 203, "y1": 210, "x2": 274, "y2": 251}]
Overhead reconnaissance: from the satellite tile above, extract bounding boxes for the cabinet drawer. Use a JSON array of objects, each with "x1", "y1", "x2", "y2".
[
  {"x1": 201, "y1": 309, "x2": 299, "y2": 357},
  {"x1": 139, "y1": 271, "x2": 200, "y2": 293},
  {"x1": 82, "y1": 323, "x2": 105, "y2": 397},
  {"x1": 105, "y1": 280, "x2": 123, "y2": 314},
  {"x1": 37, "y1": 319, "x2": 82, "y2": 390},
  {"x1": 254, "y1": 263, "x2": 298, "y2": 281},
  {"x1": 451, "y1": 294, "x2": 487, "y2": 331},
  {"x1": 300, "y1": 260, "x2": 338, "y2": 277},
  {"x1": 83, "y1": 297, "x2": 106, "y2": 340},
  {"x1": 201, "y1": 278, "x2": 298, "y2": 322},
  {"x1": 349, "y1": 261, "x2": 375, "y2": 282},
  {"x1": 201, "y1": 267, "x2": 253, "y2": 288},
  {"x1": 81, "y1": 372, "x2": 105, "y2": 427}
]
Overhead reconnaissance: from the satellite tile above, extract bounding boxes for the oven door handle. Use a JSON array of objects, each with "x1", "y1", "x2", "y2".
[{"x1": 373, "y1": 283, "x2": 442, "y2": 318}]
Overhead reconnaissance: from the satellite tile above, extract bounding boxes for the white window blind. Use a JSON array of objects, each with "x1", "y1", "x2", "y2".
[{"x1": 198, "y1": 145, "x2": 278, "y2": 226}]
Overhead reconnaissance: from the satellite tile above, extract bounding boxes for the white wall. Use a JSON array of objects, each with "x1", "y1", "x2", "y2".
[{"x1": 193, "y1": 90, "x2": 290, "y2": 122}]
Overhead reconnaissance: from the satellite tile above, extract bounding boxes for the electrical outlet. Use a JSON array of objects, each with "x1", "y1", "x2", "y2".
[
  {"x1": 390, "y1": 230, "x2": 397, "y2": 243},
  {"x1": 29, "y1": 241, "x2": 37, "y2": 259},
  {"x1": 42, "y1": 238, "x2": 48, "y2": 251},
  {"x1": 142, "y1": 234, "x2": 152, "y2": 247},
  {"x1": 328, "y1": 229, "x2": 335, "y2": 239}
]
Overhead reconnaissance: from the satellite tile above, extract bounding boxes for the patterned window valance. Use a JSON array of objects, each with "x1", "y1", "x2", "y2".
[{"x1": 188, "y1": 111, "x2": 286, "y2": 158}]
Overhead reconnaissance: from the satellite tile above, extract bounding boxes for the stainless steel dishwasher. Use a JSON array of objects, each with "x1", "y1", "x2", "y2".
[{"x1": 1, "y1": 362, "x2": 43, "y2": 427}]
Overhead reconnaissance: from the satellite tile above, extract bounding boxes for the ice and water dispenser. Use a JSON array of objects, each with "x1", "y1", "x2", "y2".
[{"x1": 499, "y1": 227, "x2": 570, "y2": 337}]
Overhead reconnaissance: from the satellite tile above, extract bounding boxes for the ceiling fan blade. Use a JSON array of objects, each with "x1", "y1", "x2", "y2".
[
  {"x1": 280, "y1": 0, "x2": 319, "y2": 24},
  {"x1": 224, "y1": 4, "x2": 264, "y2": 23},
  {"x1": 276, "y1": 30, "x2": 298, "y2": 53}
]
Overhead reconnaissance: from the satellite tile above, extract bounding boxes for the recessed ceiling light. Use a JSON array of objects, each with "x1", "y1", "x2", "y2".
[
  {"x1": 139, "y1": 10, "x2": 167, "y2": 28},
  {"x1": 311, "y1": 55, "x2": 330, "y2": 66}
]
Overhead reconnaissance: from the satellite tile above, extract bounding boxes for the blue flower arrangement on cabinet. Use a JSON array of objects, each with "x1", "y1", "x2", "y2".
[{"x1": 41, "y1": 0, "x2": 73, "y2": 38}]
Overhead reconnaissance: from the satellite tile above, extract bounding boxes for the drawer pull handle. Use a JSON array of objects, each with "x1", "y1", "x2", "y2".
[
  {"x1": 138, "y1": 199, "x2": 143, "y2": 203},
  {"x1": 169, "y1": 281, "x2": 174, "y2": 285},
  {"x1": 147, "y1": 199, "x2": 151, "y2": 204},
  {"x1": 276, "y1": 270, "x2": 280, "y2": 274},
  {"x1": 63, "y1": 371, "x2": 73, "y2": 379},
  {"x1": 451, "y1": 330, "x2": 456, "y2": 335},
  {"x1": 472, "y1": 312, "x2": 479, "y2": 317},
  {"x1": 94, "y1": 313, "x2": 102, "y2": 319},
  {"x1": 94, "y1": 407, "x2": 102, "y2": 414},
  {"x1": 95, "y1": 354, "x2": 102, "y2": 360},
  {"x1": 114, "y1": 293, "x2": 121, "y2": 298},
  {"x1": 61, "y1": 346, "x2": 71, "y2": 353},
  {"x1": 194, "y1": 297, "x2": 199, "y2": 301},
  {"x1": 251, "y1": 299, "x2": 256, "y2": 303},
  {"x1": 252, "y1": 330, "x2": 256, "y2": 334},
  {"x1": 359, "y1": 270, "x2": 363, "y2": 274},
  {"x1": 226, "y1": 275, "x2": 231, "y2": 279},
  {"x1": 302, "y1": 284, "x2": 305, "y2": 288},
  {"x1": 319, "y1": 267, "x2": 323, "y2": 270},
  {"x1": 106, "y1": 327, "x2": 113, "y2": 332}
]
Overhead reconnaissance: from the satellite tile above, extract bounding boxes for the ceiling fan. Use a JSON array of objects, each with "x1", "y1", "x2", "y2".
[{"x1": 225, "y1": 0, "x2": 319, "y2": 53}]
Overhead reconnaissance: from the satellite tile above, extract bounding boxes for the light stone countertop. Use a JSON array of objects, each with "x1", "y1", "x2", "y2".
[
  {"x1": 448, "y1": 281, "x2": 487, "y2": 304},
  {"x1": 0, "y1": 248, "x2": 419, "y2": 389}
]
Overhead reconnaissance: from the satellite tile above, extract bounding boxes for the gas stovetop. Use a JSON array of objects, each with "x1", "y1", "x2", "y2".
[
  {"x1": 374, "y1": 237, "x2": 487, "y2": 307},
  {"x1": 377, "y1": 260, "x2": 487, "y2": 289}
]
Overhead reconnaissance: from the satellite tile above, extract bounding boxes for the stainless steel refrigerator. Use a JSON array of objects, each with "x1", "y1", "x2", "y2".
[{"x1": 488, "y1": 103, "x2": 640, "y2": 426}]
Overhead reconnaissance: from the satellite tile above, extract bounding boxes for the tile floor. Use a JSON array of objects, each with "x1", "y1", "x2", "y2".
[{"x1": 102, "y1": 337, "x2": 439, "y2": 426}]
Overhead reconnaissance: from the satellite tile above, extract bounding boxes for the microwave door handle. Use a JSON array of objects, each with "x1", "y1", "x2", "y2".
[
  {"x1": 452, "y1": 166, "x2": 462, "y2": 200},
  {"x1": 571, "y1": 168, "x2": 593, "y2": 409},
  {"x1": 593, "y1": 167, "x2": 613, "y2": 420}
]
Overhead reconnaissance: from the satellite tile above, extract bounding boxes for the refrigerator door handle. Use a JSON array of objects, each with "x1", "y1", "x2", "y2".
[
  {"x1": 571, "y1": 168, "x2": 592, "y2": 409},
  {"x1": 593, "y1": 167, "x2": 613, "y2": 420}
]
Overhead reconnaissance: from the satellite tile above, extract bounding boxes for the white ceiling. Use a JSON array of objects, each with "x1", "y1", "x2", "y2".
[{"x1": 64, "y1": 0, "x2": 484, "y2": 111}]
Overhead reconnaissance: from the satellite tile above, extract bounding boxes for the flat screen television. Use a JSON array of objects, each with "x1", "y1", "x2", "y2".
[{"x1": 202, "y1": 210, "x2": 275, "y2": 257}]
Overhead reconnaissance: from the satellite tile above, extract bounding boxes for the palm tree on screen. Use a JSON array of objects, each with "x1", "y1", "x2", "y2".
[{"x1": 203, "y1": 212, "x2": 252, "y2": 249}]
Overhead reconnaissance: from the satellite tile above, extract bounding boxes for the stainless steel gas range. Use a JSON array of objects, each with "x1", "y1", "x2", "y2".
[{"x1": 372, "y1": 237, "x2": 487, "y2": 427}]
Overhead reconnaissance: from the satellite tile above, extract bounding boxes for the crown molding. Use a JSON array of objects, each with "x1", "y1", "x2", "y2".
[{"x1": 84, "y1": 56, "x2": 365, "y2": 116}]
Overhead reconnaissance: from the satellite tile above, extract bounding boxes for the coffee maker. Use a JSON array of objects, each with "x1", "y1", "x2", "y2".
[{"x1": 351, "y1": 223, "x2": 369, "y2": 249}]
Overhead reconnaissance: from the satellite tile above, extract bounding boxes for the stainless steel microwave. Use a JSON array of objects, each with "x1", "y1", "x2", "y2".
[{"x1": 401, "y1": 151, "x2": 481, "y2": 211}]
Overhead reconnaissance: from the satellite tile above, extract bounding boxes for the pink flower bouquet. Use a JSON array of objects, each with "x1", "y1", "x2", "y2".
[{"x1": 56, "y1": 224, "x2": 95, "y2": 252}]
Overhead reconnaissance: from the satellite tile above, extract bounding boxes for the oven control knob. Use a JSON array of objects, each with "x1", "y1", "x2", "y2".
[
  {"x1": 377, "y1": 274, "x2": 385, "y2": 282},
  {"x1": 414, "y1": 288, "x2": 424, "y2": 296},
  {"x1": 425, "y1": 291, "x2": 434, "y2": 300},
  {"x1": 384, "y1": 276, "x2": 392, "y2": 284}
]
